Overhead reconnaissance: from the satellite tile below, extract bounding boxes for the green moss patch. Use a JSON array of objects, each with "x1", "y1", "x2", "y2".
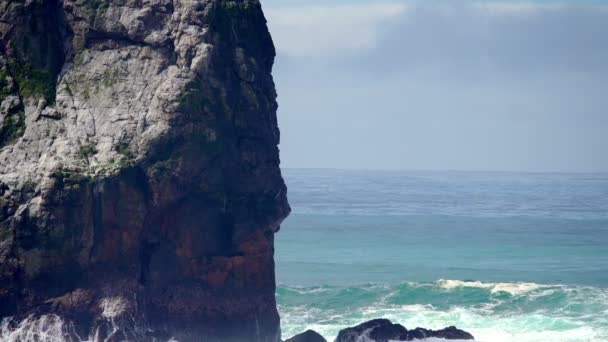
[
  {"x1": 4, "y1": 0, "x2": 65, "y2": 104},
  {"x1": 0, "y1": 69, "x2": 11, "y2": 99},
  {"x1": 115, "y1": 141, "x2": 135, "y2": 160},
  {"x1": 0, "y1": 66, "x2": 27, "y2": 147},
  {"x1": 8, "y1": 61, "x2": 56, "y2": 102},
  {"x1": 79, "y1": 143, "x2": 98, "y2": 164},
  {"x1": 75, "y1": 0, "x2": 110, "y2": 20},
  {"x1": 51, "y1": 170, "x2": 93, "y2": 188},
  {"x1": 0, "y1": 111, "x2": 25, "y2": 148}
]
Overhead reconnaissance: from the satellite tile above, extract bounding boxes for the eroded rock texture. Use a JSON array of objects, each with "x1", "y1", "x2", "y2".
[{"x1": 0, "y1": 0, "x2": 289, "y2": 341}]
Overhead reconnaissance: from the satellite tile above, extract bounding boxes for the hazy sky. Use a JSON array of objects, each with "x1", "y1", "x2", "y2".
[{"x1": 263, "y1": 0, "x2": 608, "y2": 172}]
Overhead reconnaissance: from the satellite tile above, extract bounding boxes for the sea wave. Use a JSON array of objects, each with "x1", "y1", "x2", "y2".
[
  {"x1": 278, "y1": 280, "x2": 608, "y2": 342},
  {"x1": 436, "y1": 279, "x2": 554, "y2": 296}
]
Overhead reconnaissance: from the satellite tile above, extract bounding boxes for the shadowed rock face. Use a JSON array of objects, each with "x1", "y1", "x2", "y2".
[
  {"x1": 0, "y1": 0, "x2": 289, "y2": 341},
  {"x1": 284, "y1": 330, "x2": 327, "y2": 342}
]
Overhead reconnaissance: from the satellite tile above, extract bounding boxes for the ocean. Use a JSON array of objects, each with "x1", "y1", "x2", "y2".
[{"x1": 275, "y1": 169, "x2": 608, "y2": 341}]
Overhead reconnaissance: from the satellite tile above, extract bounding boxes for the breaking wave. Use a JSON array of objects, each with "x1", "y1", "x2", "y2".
[{"x1": 277, "y1": 280, "x2": 608, "y2": 341}]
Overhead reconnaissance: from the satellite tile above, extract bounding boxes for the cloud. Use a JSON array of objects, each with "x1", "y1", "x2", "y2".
[
  {"x1": 482, "y1": 3, "x2": 558, "y2": 13},
  {"x1": 266, "y1": 1, "x2": 608, "y2": 74},
  {"x1": 369, "y1": 2, "x2": 608, "y2": 75},
  {"x1": 267, "y1": 1, "x2": 608, "y2": 172},
  {"x1": 265, "y1": 3, "x2": 408, "y2": 57}
]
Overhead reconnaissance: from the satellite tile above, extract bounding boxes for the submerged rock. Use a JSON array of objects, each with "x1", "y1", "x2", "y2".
[
  {"x1": 335, "y1": 319, "x2": 474, "y2": 342},
  {"x1": 285, "y1": 329, "x2": 327, "y2": 342},
  {"x1": 0, "y1": 0, "x2": 289, "y2": 341}
]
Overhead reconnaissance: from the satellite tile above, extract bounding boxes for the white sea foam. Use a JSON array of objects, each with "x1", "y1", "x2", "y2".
[
  {"x1": 362, "y1": 304, "x2": 435, "y2": 316},
  {"x1": 398, "y1": 304, "x2": 435, "y2": 312},
  {"x1": 468, "y1": 326, "x2": 601, "y2": 342},
  {"x1": 0, "y1": 315, "x2": 71, "y2": 342},
  {"x1": 0, "y1": 311, "x2": 167, "y2": 342},
  {"x1": 436, "y1": 279, "x2": 550, "y2": 295},
  {"x1": 279, "y1": 282, "x2": 608, "y2": 342},
  {"x1": 283, "y1": 286, "x2": 334, "y2": 295},
  {"x1": 288, "y1": 306, "x2": 607, "y2": 342}
]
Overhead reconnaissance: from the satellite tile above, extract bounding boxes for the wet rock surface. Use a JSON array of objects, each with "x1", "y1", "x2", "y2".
[
  {"x1": 0, "y1": 0, "x2": 289, "y2": 341},
  {"x1": 335, "y1": 319, "x2": 475, "y2": 342},
  {"x1": 285, "y1": 330, "x2": 327, "y2": 342}
]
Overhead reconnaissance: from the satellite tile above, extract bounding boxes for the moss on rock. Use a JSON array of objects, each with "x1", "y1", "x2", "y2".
[
  {"x1": 0, "y1": 61, "x2": 26, "y2": 147},
  {"x1": 7, "y1": 61, "x2": 57, "y2": 102},
  {"x1": 3, "y1": 0, "x2": 65, "y2": 104},
  {"x1": 77, "y1": 0, "x2": 110, "y2": 18},
  {"x1": 51, "y1": 170, "x2": 94, "y2": 194},
  {"x1": 0, "y1": 110, "x2": 25, "y2": 148}
]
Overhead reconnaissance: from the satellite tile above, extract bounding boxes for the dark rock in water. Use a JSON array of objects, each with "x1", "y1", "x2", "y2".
[
  {"x1": 0, "y1": 0, "x2": 289, "y2": 341},
  {"x1": 285, "y1": 329, "x2": 327, "y2": 342},
  {"x1": 335, "y1": 319, "x2": 474, "y2": 342},
  {"x1": 407, "y1": 326, "x2": 475, "y2": 340},
  {"x1": 336, "y1": 319, "x2": 406, "y2": 342}
]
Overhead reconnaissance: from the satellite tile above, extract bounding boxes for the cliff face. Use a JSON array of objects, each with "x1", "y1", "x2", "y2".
[{"x1": 0, "y1": 0, "x2": 290, "y2": 341}]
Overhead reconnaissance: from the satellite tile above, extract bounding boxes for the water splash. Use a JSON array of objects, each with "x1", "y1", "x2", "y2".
[
  {"x1": 0, "y1": 315, "x2": 76, "y2": 342},
  {"x1": 0, "y1": 296, "x2": 159, "y2": 342}
]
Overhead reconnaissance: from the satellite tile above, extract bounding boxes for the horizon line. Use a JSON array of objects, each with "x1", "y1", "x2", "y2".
[{"x1": 280, "y1": 167, "x2": 608, "y2": 175}]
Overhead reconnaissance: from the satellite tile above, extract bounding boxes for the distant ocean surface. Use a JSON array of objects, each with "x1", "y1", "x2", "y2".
[{"x1": 275, "y1": 169, "x2": 608, "y2": 341}]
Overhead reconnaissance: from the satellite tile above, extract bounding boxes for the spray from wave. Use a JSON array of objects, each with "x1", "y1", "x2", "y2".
[
  {"x1": 0, "y1": 296, "x2": 166, "y2": 342},
  {"x1": 0, "y1": 315, "x2": 75, "y2": 342}
]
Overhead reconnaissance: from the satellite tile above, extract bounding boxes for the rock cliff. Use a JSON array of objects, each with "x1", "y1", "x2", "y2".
[{"x1": 0, "y1": 0, "x2": 290, "y2": 341}]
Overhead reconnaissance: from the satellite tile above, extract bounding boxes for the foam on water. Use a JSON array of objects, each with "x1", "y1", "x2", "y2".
[
  {"x1": 0, "y1": 315, "x2": 73, "y2": 342},
  {"x1": 436, "y1": 279, "x2": 549, "y2": 296},
  {"x1": 278, "y1": 280, "x2": 608, "y2": 342}
]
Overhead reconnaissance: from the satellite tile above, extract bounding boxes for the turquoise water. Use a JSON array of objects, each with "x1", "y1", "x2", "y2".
[{"x1": 275, "y1": 169, "x2": 608, "y2": 341}]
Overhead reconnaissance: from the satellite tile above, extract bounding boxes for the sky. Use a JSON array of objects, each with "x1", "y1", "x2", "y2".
[{"x1": 262, "y1": 0, "x2": 608, "y2": 172}]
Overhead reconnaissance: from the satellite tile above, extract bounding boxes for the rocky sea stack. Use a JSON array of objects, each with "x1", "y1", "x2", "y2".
[{"x1": 0, "y1": 0, "x2": 289, "y2": 340}]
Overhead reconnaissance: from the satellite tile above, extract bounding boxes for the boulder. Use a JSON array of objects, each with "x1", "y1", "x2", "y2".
[
  {"x1": 335, "y1": 319, "x2": 474, "y2": 342},
  {"x1": 285, "y1": 329, "x2": 327, "y2": 342}
]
